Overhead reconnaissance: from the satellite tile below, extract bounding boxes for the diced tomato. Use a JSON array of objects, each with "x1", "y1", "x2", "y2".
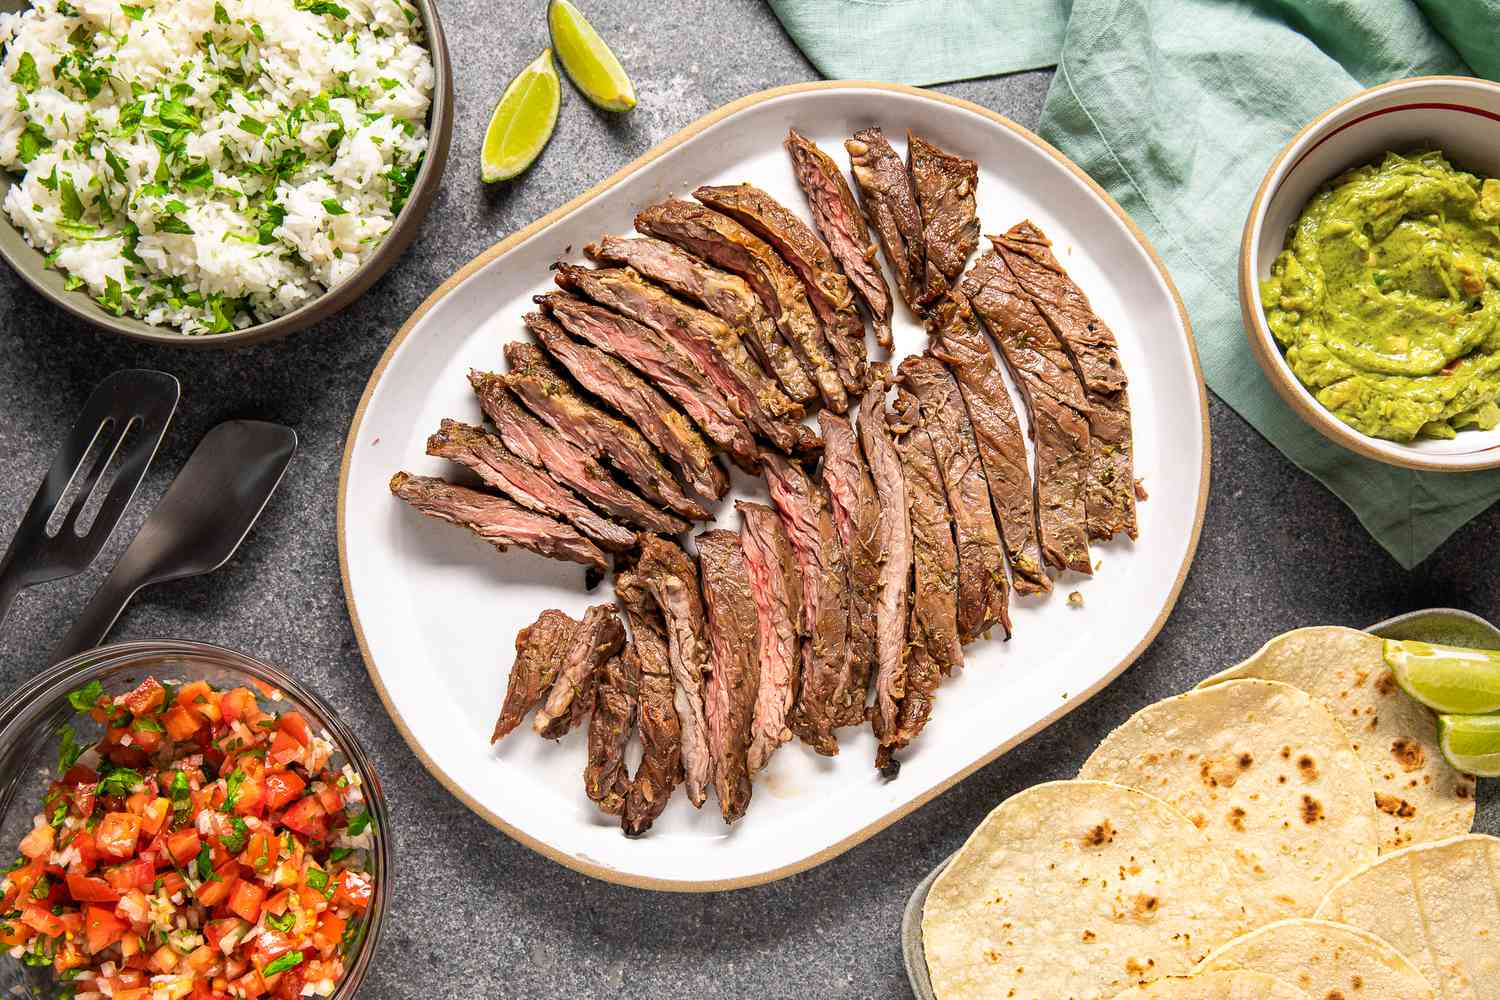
[
  {"x1": 162, "y1": 704, "x2": 202, "y2": 740},
  {"x1": 53, "y1": 939, "x2": 87, "y2": 974},
  {"x1": 104, "y1": 858, "x2": 155, "y2": 892},
  {"x1": 158, "y1": 870, "x2": 188, "y2": 897},
  {"x1": 273, "y1": 966, "x2": 305, "y2": 1000},
  {"x1": 228, "y1": 879, "x2": 265, "y2": 923},
  {"x1": 166, "y1": 828, "x2": 201, "y2": 866},
  {"x1": 119, "y1": 677, "x2": 165, "y2": 716},
  {"x1": 263, "y1": 770, "x2": 305, "y2": 811},
  {"x1": 114, "y1": 989, "x2": 152, "y2": 1000},
  {"x1": 176, "y1": 679, "x2": 216, "y2": 713},
  {"x1": 66, "y1": 779, "x2": 98, "y2": 819},
  {"x1": 18, "y1": 822, "x2": 54, "y2": 859},
  {"x1": 20, "y1": 901, "x2": 66, "y2": 938},
  {"x1": 3, "y1": 858, "x2": 43, "y2": 908},
  {"x1": 0, "y1": 920, "x2": 32, "y2": 947},
  {"x1": 232, "y1": 775, "x2": 265, "y2": 817},
  {"x1": 65, "y1": 873, "x2": 122, "y2": 903},
  {"x1": 332, "y1": 869, "x2": 373, "y2": 910},
  {"x1": 83, "y1": 904, "x2": 127, "y2": 953},
  {"x1": 185, "y1": 943, "x2": 218, "y2": 973},
  {"x1": 116, "y1": 888, "x2": 149, "y2": 923},
  {"x1": 105, "y1": 744, "x2": 150, "y2": 769},
  {"x1": 248, "y1": 928, "x2": 295, "y2": 967},
  {"x1": 148, "y1": 944, "x2": 179, "y2": 973},
  {"x1": 312, "y1": 911, "x2": 346, "y2": 952},
  {"x1": 263, "y1": 888, "x2": 292, "y2": 916},
  {"x1": 220, "y1": 687, "x2": 257, "y2": 724},
  {"x1": 314, "y1": 783, "x2": 344, "y2": 814},
  {"x1": 233, "y1": 971, "x2": 268, "y2": 999},
  {"x1": 240, "y1": 832, "x2": 275, "y2": 873},
  {"x1": 280, "y1": 797, "x2": 327, "y2": 840},
  {"x1": 139, "y1": 796, "x2": 171, "y2": 836},
  {"x1": 203, "y1": 916, "x2": 245, "y2": 952},
  {"x1": 128, "y1": 724, "x2": 163, "y2": 753},
  {"x1": 96, "y1": 811, "x2": 142, "y2": 859},
  {"x1": 67, "y1": 829, "x2": 99, "y2": 873},
  {"x1": 268, "y1": 730, "x2": 302, "y2": 767},
  {"x1": 195, "y1": 864, "x2": 238, "y2": 908},
  {"x1": 276, "y1": 712, "x2": 311, "y2": 746}
]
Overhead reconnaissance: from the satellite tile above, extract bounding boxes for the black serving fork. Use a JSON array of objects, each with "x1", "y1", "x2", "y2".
[{"x1": 0, "y1": 370, "x2": 180, "y2": 633}]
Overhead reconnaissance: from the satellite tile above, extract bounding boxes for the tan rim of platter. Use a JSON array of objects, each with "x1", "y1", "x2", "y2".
[
  {"x1": 336, "y1": 80, "x2": 1212, "y2": 892},
  {"x1": 1239, "y1": 75, "x2": 1500, "y2": 472}
]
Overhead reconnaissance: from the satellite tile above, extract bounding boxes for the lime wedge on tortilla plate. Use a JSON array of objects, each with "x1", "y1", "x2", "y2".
[
  {"x1": 481, "y1": 49, "x2": 561, "y2": 183},
  {"x1": 548, "y1": 0, "x2": 636, "y2": 112},
  {"x1": 1436, "y1": 713, "x2": 1500, "y2": 776},
  {"x1": 1383, "y1": 638, "x2": 1500, "y2": 714}
]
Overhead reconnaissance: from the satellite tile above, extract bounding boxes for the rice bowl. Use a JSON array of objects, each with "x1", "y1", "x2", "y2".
[{"x1": 0, "y1": 0, "x2": 436, "y2": 336}]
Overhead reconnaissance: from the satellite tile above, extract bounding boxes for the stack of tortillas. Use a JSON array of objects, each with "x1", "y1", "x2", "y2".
[{"x1": 922, "y1": 626, "x2": 1493, "y2": 999}]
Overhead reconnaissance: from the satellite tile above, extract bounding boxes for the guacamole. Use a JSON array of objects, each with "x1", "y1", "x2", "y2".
[{"x1": 1261, "y1": 150, "x2": 1500, "y2": 441}]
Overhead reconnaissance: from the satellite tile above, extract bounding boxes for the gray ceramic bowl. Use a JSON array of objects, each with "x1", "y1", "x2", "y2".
[
  {"x1": 900, "y1": 608, "x2": 1500, "y2": 999},
  {"x1": 0, "y1": 0, "x2": 453, "y2": 348}
]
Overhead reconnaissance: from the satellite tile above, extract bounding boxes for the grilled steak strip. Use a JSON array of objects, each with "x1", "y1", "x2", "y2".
[
  {"x1": 426, "y1": 419, "x2": 637, "y2": 553},
  {"x1": 533, "y1": 603, "x2": 626, "y2": 740},
  {"x1": 736, "y1": 501, "x2": 802, "y2": 774},
  {"x1": 585, "y1": 651, "x2": 639, "y2": 816},
  {"x1": 818, "y1": 411, "x2": 880, "y2": 725},
  {"x1": 960, "y1": 252, "x2": 1093, "y2": 575},
  {"x1": 899, "y1": 354, "x2": 1011, "y2": 644},
  {"x1": 992, "y1": 221, "x2": 1138, "y2": 540},
  {"x1": 469, "y1": 369, "x2": 690, "y2": 536},
  {"x1": 846, "y1": 127, "x2": 926, "y2": 313},
  {"x1": 616, "y1": 571, "x2": 683, "y2": 837},
  {"x1": 891, "y1": 388, "x2": 962, "y2": 675},
  {"x1": 538, "y1": 292, "x2": 760, "y2": 471},
  {"x1": 907, "y1": 132, "x2": 979, "y2": 303},
  {"x1": 787, "y1": 128, "x2": 894, "y2": 350},
  {"x1": 584, "y1": 235, "x2": 816, "y2": 405},
  {"x1": 696, "y1": 530, "x2": 759, "y2": 824},
  {"x1": 694, "y1": 183, "x2": 868, "y2": 394},
  {"x1": 857, "y1": 374, "x2": 912, "y2": 746},
  {"x1": 636, "y1": 536, "x2": 714, "y2": 808},
  {"x1": 525, "y1": 311, "x2": 728, "y2": 502},
  {"x1": 491, "y1": 608, "x2": 579, "y2": 743},
  {"x1": 389, "y1": 472, "x2": 608, "y2": 572},
  {"x1": 636, "y1": 200, "x2": 848, "y2": 411},
  {"x1": 502, "y1": 341, "x2": 710, "y2": 521},
  {"x1": 926, "y1": 291, "x2": 1049, "y2": 594},
  {"x1": 763, "y1": 454, "x2": 853, "y2": 754},
  {"x1": 553, "y1": 264, "x2": 807, "y2": 455}
]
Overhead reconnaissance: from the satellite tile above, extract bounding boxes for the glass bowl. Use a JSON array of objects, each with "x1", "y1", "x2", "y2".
[{"x1": 0, "y1": 640, "x2": 389, "y2": 999}]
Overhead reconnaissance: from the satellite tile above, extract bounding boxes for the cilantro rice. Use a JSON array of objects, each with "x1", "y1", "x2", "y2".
[{"x1": 0, "y1": 0, "x2": 432, "y2": 334}]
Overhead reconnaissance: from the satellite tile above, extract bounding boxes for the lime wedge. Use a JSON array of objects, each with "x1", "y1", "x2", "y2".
[
  {"x1": 481, "y1": 49, "x2": 561, "y2": 183},
  {"x1": 1384, "y1": 638, "x2": 1500, "y2": 714},
  {"x1": 1436, "y1": 713, "x2": 1500, "y2": 776},
  {"x1": 547, "y1": 0, "x2": 636, "y2": 113}
]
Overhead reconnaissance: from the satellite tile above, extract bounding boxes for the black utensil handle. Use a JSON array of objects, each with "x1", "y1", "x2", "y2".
[{"x1": 50, "y1": 572, "x2": 140, "y2": 665}]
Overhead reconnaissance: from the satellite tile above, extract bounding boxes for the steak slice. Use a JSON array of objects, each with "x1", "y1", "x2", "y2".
[
  {"x1": 899, "y1": 354, "x2": 1011, "y2": 644},
  {"x1": 526, "y1": 310, "x2": 728, "y2": 502},
  {"x1": 695, "y1": 530, "x2": 759, "y2": 824},
  {"x1": 926, "y1": 291, "x2": 1049, "y2": 594},
  {"x1": 469, "y1": 369, "x2": 689, "y2": 536},
  {"x1": 584, "y1": 650, "x2": 638, "y2": 816},
  {"x1": 763, "y1": 454, "x2": 853, "y2": 754},
  {"x1": 636, "y1": 536, "x2": 714, "y2": 808},
  {"x1": 907, "y1": 132, "x2": 979, "y2": 302},
  {"x1": 890, "y1": 388, "x2": 962, "y2": 675},
  {"x1": 584, "y1": 235, "x2": 816, "y2": 405},
  {"x1": 846, "y1": 127, "x2": 926, "y2": 313},
  {"x1": 736, "y1": 500, "x2": 802, "y2": 774},
  {"x1": 538, "y1": 291, "x2": 760, "y2": 471},
  {"x1": 491, "y1": 608, "x2": 579, "y2": 743},
  {"x1": 636, "y1": 200, "x2": 848, "y2": 411},
  {"x1": 389, "y1": 472, "x2": 608, "y2": 572},
  {"x1": 616, "y1": 571, "x2": 683, "y2": 836},
  {"x1": 818, "y1": 411, "x2": 879, "y2": 725},
  {"x1": 694, "y1": 183, "x2": 868, "y2": 394},
  {"x1": 426, "y1": 419, "x2": 637, "y2": 553},
  {"x1": 857, "y1": 374, "x2": 912, "y2": 747},
  {"x1": 960, "y1": 252, "x2": 1093, "y2": 575},
  {"x1": 502, "y1": 341, "x2": 710, "y2": 521},
  {"x1": 553, "y1": 263, "x2": 807, "y2": 455},
  {"x1": 992, "y1": 221, "x2": 1138, "y2": 540},
  {"x1": 787, "y1": 128, "x2": 894, "y2": 350},
  {"x1": 533, "y1": 603, "x2": 625, "y2": 739}
]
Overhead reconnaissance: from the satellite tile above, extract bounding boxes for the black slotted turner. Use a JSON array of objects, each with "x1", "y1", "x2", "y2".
[{"x1": 0, "y1": 370, "x2": 180, "y2": 632}]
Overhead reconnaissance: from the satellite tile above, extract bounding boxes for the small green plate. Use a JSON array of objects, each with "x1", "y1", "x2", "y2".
[
  {"x1": 0, "y1": 0, "x2": 454, "y2": 348},
  {"x1": 899, "y1": 608, "x2": 1500, "y2": 1000}
]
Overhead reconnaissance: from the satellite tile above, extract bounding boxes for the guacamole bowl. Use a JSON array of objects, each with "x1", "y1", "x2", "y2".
[{"x1": 1242, "y1": 76, "x2": 1500, "y2": 471}]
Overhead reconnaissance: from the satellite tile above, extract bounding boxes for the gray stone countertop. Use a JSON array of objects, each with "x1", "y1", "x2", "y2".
[{"x1": 0, "y1": 2, "x2": 1494, "y2": 997}]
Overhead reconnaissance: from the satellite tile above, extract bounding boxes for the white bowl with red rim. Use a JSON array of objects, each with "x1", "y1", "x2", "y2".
[{"x1": 1241, "y1": 75, "x2": 1500, "y2": 471}]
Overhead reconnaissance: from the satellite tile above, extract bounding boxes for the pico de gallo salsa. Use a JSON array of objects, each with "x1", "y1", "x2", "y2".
[{"x1": 0, "y1": 676, "x2": 376, "y2": 1000}]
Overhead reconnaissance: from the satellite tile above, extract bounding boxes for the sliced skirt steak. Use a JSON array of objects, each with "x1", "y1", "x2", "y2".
[
  {"x1": 857, "y1": 374, "x2": 912, "y2": 747},
  {"x1": 616, "y1": 571, "x2": 684, "y2": 836},
  {"x1": 491, "y1": 608, "x2": 579, "y2": 743},
  {"x1": 817, "y1": 411, "x2": 880, "y2": 725},
  {"x1": 736, "y1": 500, "x2": 803, "y2": 774},
  {"x1": 907, "y1": 132, "x2": 979, "y2": 303},
  {"x1": 695, "y1": 529, "x2": 760, "y2": 824},
  {"x1": 846, "y1": 127, "x2": 926, "y2": 314},
  {"x1": 532, "y1": 603, "x2": 625, "y2": 740}
]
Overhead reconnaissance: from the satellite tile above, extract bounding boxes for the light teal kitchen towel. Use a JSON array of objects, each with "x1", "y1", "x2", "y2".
[{"x1": 768, "y1": 0, "x2": 1500, "y2": 568}]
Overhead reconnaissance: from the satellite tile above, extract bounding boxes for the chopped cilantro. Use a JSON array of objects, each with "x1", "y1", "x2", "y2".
[
  {"x1": 178, "y1": 161, "x2": 213, "y2": 190},
  {"x1": 304, "y1": 868, "x2": 328, "y2": 890},
  {"x1": 328, "y1": 847, "x2": 354, "y2": 863},
  {"x1": 345, "y1": 810, "x2": 371, "y2": 836},
  {"x1": 63, "y1": 274, "x2": 85, "y2": 291},
  {"x1": 121, "y1": 3, "x2": 144, "y2": 19},
  {"x1": 194, "y1": 843, "x2": 219, "y2": 882},
  {"x1": 67, "y1": 680, "x2": 104, "y2": 712},
  {"x1": 378, "y1": 77, "x2": 398, "y2": 91},
  {"x1": 294, "y1": 0, "x2": 349, "y2": 18},
  {"x1": 155, "y1": 214, "x2": 193, "y2": 235},
  {"x1": 265, "y1": 910, "x2": 295, "y2": 932},
  {"x1": 262, "y1": 951, "x2": 303, "y2": 976},
  {"x1": 59, "y1": 175, "x2": 84, "y2": 221},
  {"x1": 238, "y1": 116, "x2": 266, "y2": 136},
  {"x1": 156, "y1": 99, "x2": 199, "y2": 131},
  {"x1": 57, "y1": 724, "x2": 84, "y2": 772},
  {"x1": 214, "y1": 2, "x2": 230, "y2": 24},
  {"x1": 11, "y1": 52, "x2": 39, "y2": 91},
  {"x1": 97, "y1": 765, "x2": 142, "y2": 797},
  {"x1": 18, "y1": 122, "x2": 50, "y2": 163},
  {"x1": 219, "y1": 816, "x2": 248, "y2": 854},
  {"x1": 223, "y1": 769, "x2": 246, "y2": 809},
  {"x1": 104, "y1": 148, "x2": 129, "y2": 184}
]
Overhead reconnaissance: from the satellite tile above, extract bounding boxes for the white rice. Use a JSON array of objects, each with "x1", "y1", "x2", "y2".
[{"x1": 0, "y1": 0, "x2": 432, "y2": 334}]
